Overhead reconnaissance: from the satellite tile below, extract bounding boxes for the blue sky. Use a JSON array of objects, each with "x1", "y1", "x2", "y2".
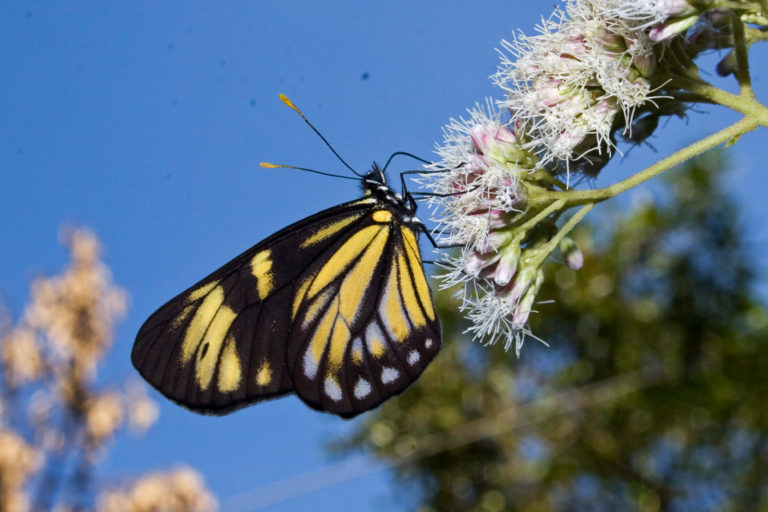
[{"x1": 2, "y1": 2, "x2": 767, "y2": 511}]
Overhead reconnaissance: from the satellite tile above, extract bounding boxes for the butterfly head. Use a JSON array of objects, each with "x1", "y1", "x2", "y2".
[
  {"x1": 361, "y1": 164, "x2": 387, "y2": 189},
  {"x1": 362, "y1": 164, "x2": 418, "y2": 219}
]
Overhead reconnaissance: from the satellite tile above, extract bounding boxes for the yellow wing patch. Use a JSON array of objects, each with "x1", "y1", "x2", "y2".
[
  {"x1": 301, "y1": 287, "x2": 334, "y2": 330},
  {"x1": 171, "y1": 303, "x2": 195, "y2": 329},
  {"x1": 402, "y1": 226, "x2": 435, "y2": 321},
  {"x1": 300, "y1": 214, "x2": 363, "y2": 248},
  {"x1": 328, "y1": 316, "x2": 351, "y2": 372},
  {"x1": 337, "y1": 227, "x2": 389, "y2": 321},
  {"x1": 193, "y1": 304, "x2": 237, "y2": 391},
  {"x1": 308, "y1": 225, "x2": 385, "y2": 296},
  {"x1": 188, "y1": 281, "x2": 218, "y2": 302},
  {"x1": 256, "y1": 360, "x2": 272, "y2": 386},
  {"x1": 250, "y1": 250, "x2": 274, "y2": 300},
  {"x1": 217, "y1": 337, "x2": 242, "y2": 392},
  {"x1": 372, "y1": 210, "x2": 392, "y2": 223},
  {"x1": 181, "y1": 285, "x2": 226, "y2": 364},
  {"x1": 351, "y1": 339, "x2": 363, "y2": 364},
  {"x1": 292, "y1": 273, "x2": 315, "y2": 319},
  {"x1": 397, "y1": 251, "x2": 427, "y2": 328},
  {"x1": 309, "y1": 304, "x2": 336, "y2": 368},
  {"x1": 366, "y1": 323, "x2": 386, "y2": 358},
  {"x1": 380, "y1": 255, "x2": 411, "y2": 342}
]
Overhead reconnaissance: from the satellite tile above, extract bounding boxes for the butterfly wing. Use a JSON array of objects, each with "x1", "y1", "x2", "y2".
[
  {"x1": 287, "y1": 217, "x2": 441, "y2": 417},
  {"x1": 132, "y1": 198, "x2": 441, "y2": 417},
  {"x1": 132, "y1": 197, "x2": 380, "y2": 414}
]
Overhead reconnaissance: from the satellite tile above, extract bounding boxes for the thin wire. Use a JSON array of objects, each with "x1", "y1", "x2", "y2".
[{"x1": 222, "y1": 366, "x2": 672, "y2": 511}]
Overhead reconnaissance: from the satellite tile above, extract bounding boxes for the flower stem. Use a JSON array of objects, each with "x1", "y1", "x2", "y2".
[
  {"x1": 542, "y1": 203, "x2": 594, "y2": 255},
  {"x1": 674, "y1": 77, "x2": 768, "y2": 123},
  {"x1": 730, "y1": 10, "x2": 755, "y2": 98},
  {"x1": 548, "y1": 116, "x2": 759, "y2": 204},
  {"x1": 716, "y1": 1, "x2": 762, "y2": 9},
  {"x1": 519, "y1": 196, "x2": 566, "y2": 233}
]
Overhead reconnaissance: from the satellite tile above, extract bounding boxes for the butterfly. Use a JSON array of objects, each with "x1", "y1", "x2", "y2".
[{"x1": 131, "y1": 163, "x2": 442, "y2": 418}]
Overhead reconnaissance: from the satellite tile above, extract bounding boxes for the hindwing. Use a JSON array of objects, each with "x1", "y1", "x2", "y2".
[{"x1": 131, "y1": 196, "x2": 441, "y2": 417}]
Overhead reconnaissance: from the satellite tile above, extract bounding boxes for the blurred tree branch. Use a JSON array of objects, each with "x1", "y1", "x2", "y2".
[{"x1": 0, "y1": 228, "x2": 217, "y2": 512}]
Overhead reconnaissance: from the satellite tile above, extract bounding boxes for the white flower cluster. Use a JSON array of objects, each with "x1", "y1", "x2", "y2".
[
  {"x1": 424, "y1": 0, "x2": 709, "y2": 349},
  {"x1": 427, "y1": 102, "x2": 531, "y2": 251},
  {"x1": 425, "y1": 103, "x2": 542, "y2": 353},
  {"x1": 493, "y1": 0, "x2": 684, "y2": 169}
]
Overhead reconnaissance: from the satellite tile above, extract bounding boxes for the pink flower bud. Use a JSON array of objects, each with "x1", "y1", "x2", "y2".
[
  {"x1": 493, "y1": 246, "x2": 521, "y2": 286},
  {"x1": 465, "y1": 251, "x2": 501, "y2": 277},
  {"x1": 559, "y1": 237, "x2": 584, "y2": 270},
  {"x1": 649, "y1": 14, "x2": 699, "y2": 42},
  {"x1": 632, "y1": 52, "x2": 657, "y2": 78},
  {"x1": 511, "y1": 269, "x2": 544, "y2": 329},
  {"x1": 503, "y1": 264, "x2": 538, "y2": 306},
  {"x1": 470, "y1": 123, "x2": 523, "y2": 165}
]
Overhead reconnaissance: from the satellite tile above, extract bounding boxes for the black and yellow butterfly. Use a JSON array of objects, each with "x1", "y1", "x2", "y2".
[{"x1": 131, "y1": 162, "x2": 442, "y2": 418}]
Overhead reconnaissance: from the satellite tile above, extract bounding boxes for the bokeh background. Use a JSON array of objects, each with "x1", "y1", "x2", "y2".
[{"x1": 2, "y1": 2, "x2": 768, "y2": 511}]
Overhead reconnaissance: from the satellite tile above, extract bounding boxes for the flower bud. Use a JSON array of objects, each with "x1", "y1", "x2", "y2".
[
  {"x1": 482, "y1": 229, "x2": 515, "y2": 253},
  {"x1": 470, "y1": 123, "x2": 528, "y2": 165},
  {"x1": 493, "y1": 243, "x2": 522, "y2": 287},
  {"x1": 559, "y1": 237, "x2": 584, "y2": 270},
  {"x1": 504, "y1": 260, "x2": 540, "y2": 306},
  {"x1": 511, "y1": 269, "x2": 545, "y2": 329},
  {"x1": 649, "y1": 14, "x2": 699, "y2": 41},
  {"x1": 631, "y1": 50, "x2": 657, "y2": 78},
  {"x1": 464, "y1": 251, "x2": 500, "y2": 277}
]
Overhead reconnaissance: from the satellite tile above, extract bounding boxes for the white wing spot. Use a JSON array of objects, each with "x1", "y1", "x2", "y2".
[
  {"x1": 425, "y1": 338, "x2": 433, "y2": 349},
  {"x1": 408, "y1": 350, "x2": 420, "y2": 366},
  {"x1": 303, "y1": 349, "x2": 319, "y2": 379},
  {"x1": 354, "y1": 378, "x2": 372, "y2": 400},
  {"x1": 381, "y1": 367, "x2": 399, "y2": 384},
  {"x1": 324, "y1": 377, "x2": 342, "y2": 402}
]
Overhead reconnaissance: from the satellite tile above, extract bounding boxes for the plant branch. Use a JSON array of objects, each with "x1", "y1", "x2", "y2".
[
  {"x1": 543, "y1": 203, "x2": 594, "y2": 255},
  {"x1": 730, "y1": 11, "x2": 755, "y2": 98},
  {"x1": 547, "y1": 116, "x2": 758, "y2": 204},
  {"x1": 673, "y1": 77, "x2": 768, "y2": 124}
]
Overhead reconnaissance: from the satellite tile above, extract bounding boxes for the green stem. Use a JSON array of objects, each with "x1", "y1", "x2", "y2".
[
  {"x1": 518, "y1": 197, "x2": 565, "y2": 233},
  {"x1": 730, "y1": 11, "x2": 755, "y2": 98},
  {"x1": 542, "y1": 203, "x2": 594, "y2": 255},
  {"x1": 546, "y1": 116, "x2": 758, "y2": 204},
  {"x1": 674, "y1": 77, "x2": 768, "y2": 123},
  {"x1": 717, "y1": 1, "x2": 762, "y2": 9}
]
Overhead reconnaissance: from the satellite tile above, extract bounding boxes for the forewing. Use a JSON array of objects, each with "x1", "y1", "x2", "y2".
[
  {"x1": 131, "y1": 199, "x2": 377, "y2": 414},
  {"x1": 287, "y1": 220, "x2": 442, "y2": 417}
]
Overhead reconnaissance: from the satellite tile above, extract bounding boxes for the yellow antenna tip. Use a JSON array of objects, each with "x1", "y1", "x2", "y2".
[
  {"x1": 259, "y1": 162, "x2": 284, "y2": 169},
  {"x1": 278, "y1": 93, "x2": 305, "y2": 118}
]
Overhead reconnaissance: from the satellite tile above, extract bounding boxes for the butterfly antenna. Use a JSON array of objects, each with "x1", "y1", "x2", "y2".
[
  {"x1": 279, "y1": 94, "x2": 362, "y2": 178},
  {"x1": 259, "y1": 162, "x2": 359, "y2": 181},
  {"x1": 381, "y1": 151, "x2": 433, "y2": 173}
]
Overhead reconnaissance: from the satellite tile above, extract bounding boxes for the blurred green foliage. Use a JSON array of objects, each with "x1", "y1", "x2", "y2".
[{"x1": 334, "y1": 153, "x2": 768, "y2": 511}]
